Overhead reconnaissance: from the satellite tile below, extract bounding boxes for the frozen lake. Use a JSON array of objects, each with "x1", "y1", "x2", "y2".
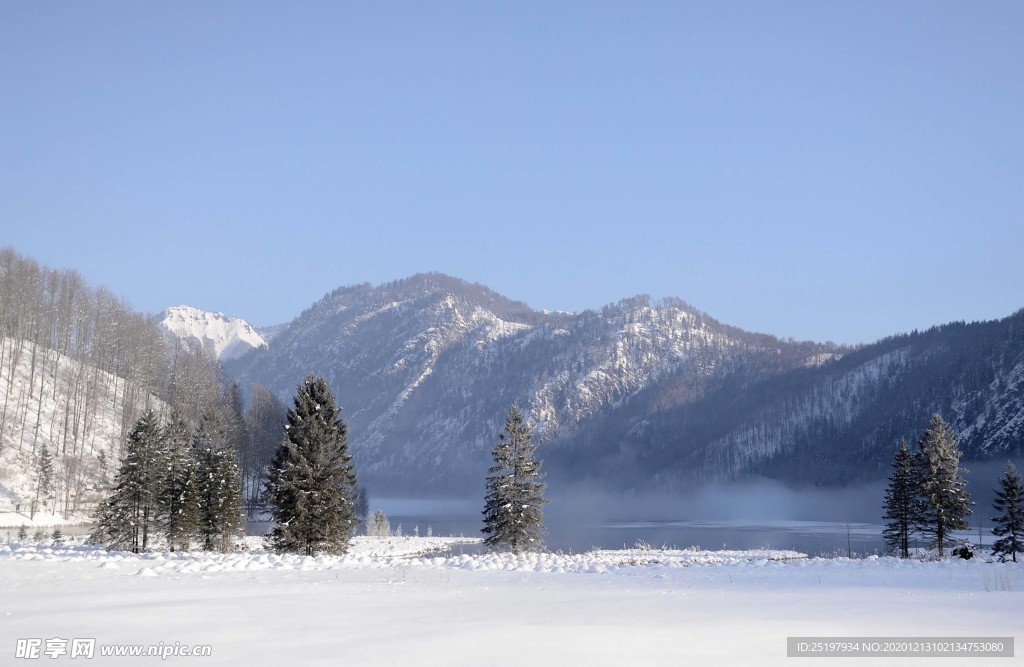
[
  {"x1": 248, "y1": 494, "x2": 903, "y2": 556},
  {"x1": 352, "y1": 514, "x2": 888, "y2": 556},
  {"x1": 22, "y1": 481, "x2": 997, "y2": 558}
]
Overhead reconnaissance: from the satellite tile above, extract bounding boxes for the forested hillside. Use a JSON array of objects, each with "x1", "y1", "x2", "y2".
[
  {"x1": 0, "y1": 249, "x2": 221, "y2": 523},
  {"x1": 554, "y1": 311, "x2": 1024, "y2": 488}
]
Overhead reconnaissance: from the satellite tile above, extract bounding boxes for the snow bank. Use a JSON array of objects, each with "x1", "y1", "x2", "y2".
[
  {"x1": 0, "y1": 537, "x2": 812, "y2": 578},
  {"x1": 424, "y1": 547, "x2": 806, "y2": 574},
  {"x1": 11, "y1": 536, "x2": 1024, "y2": 586},
  {"x1": 240, "y1": 534, "x2": 479, "y2": 559},
  {"x1": 0, "y1": 510, "x2": 90, "y2": 528},
  {"x1": 0, "y1": 536, "x2": 481, "y2": 576}
]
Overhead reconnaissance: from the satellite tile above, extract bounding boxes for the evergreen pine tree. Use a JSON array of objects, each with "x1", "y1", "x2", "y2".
[
  {"x1": 882, "y1": 439, "x2": 919, "y2": 558},
  {"x1": 35, "y1": 443, "x2": 54, "y2": 515},
  {"x1": 222, "y1": 383, "x2": 250, "y2": 504},
  {"x1": 92, "y1": 410, "x2": 165, "y2": 552},
  {"x1": 264, "y1": 375, "x2": 359, "y2": 556},
  {"x1": 915, "y1": 414, "x2": 972, "y2": 558},
  {"x1": 482, "y1": 404, "x2": 547, "y2": 553},
  {"x1": 161, "y1": 412, "x2": 200, "y2": 552},
  {"x1": 194, "y1": 412, "x2": 245, "y2": 553},
  {"x1": 96, "y1": 450, "x2": 110, "y2": 486},
  {"x1": 991, "y1": 461, "x2": 1024, "y2": 562},
  {"x1": 223, "y1": 383, "x2": 248, "y2": 445},
  {"x1": 354, "y1": 485, "x2": 369, "y2": 524}
]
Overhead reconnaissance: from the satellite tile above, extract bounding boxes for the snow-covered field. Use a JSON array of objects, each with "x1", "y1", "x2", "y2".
[{"x1": 2, "y1": 537, "x2": 1021, "y2": 665}]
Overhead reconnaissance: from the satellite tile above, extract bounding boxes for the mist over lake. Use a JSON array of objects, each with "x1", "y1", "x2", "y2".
[
  {"x1": 351, "y1": 464, "x2": 1017, "y2": 556},
  {"x1": 339, "y1": 481, "x2": 888, "y2": 555}
]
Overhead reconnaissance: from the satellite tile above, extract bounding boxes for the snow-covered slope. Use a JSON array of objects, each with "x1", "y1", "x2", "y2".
[
  {"x1": 159, "y1": 306, "x2": 267, "y2": 361},
  {"x1": 0, "y1": 338, "x2": 162, "y2": 526}
]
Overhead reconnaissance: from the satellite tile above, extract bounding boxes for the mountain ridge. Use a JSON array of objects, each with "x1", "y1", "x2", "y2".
[{"x1": 224, "y1": 273, "x2": 850, "y2": 492}]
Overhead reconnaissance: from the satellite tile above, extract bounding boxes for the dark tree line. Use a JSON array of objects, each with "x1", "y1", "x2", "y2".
[
  {"x1": 879, "y1": 414, "x2": 1024, "y2": 560},
  {"x1": 882, "y1": 414, "x2": 973, "y2": 558},
  {"x1": 92, "y1": 409, "x2": 244, "y2": 553},
  {"x1": 90, "y1": 373, "x2": 370, "y2": 557}
]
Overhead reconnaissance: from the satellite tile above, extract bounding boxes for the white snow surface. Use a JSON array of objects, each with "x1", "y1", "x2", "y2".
[
  {"x1": 0, "y1": 538, "x2": 804, "y2": 574},
  {"x1": 2, "y1": 536, "x2": 1021, "y2": 665},
  {"x1": 159, "y1": 305, "x2": 267, "y2": 361}
]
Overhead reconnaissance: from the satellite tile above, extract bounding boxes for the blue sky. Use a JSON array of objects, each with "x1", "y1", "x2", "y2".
[{"x1": 2, "y1": 2, "x2": 1021, "y2": 344}]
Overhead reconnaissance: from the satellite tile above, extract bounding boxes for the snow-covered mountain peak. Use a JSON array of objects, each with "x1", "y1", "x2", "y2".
[
  {"x1": 159, "y1": 305, "x2": 267, "y2": 361},
  {"x1": 225, "y1": 275, "x2": 839, "y2": 491},
  {"x1": 220, "y1": 273, "x2": 1024, "y2": 494}
]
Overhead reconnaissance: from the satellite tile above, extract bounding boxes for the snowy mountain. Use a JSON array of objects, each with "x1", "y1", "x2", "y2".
[
  {"x1": 255, "y1": 322, "x2": 289, "y2": 344},
  {"x1": 565, "y1": 311, "x2": 1024, "y2": 488},
  {"x1": 224, "y1": 274, "x2": 1024, "y2": 493},
  {"x1": 159, "y1": 306, "x2": 267, "y2": 361},
  {"x1": 4, "y1": 250, "x2": 1020, "y2": 500},
  {"x1": 224, "y1": 274, "x2": 839, "y2": 492}
]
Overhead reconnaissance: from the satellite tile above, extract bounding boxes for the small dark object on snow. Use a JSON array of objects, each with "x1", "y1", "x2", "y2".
[{"x1": 952, "y1": 543, "x2": 974, "y2": 560}]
